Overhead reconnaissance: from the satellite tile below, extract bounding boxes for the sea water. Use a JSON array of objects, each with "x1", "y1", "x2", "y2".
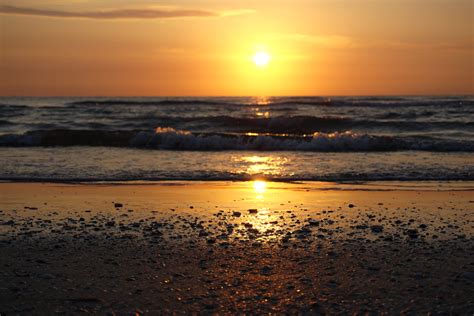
[{"x1": 0, "y1": 96, "x2": 472, "y2": 181}]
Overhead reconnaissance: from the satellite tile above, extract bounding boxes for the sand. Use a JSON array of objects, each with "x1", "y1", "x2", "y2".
[{"x1": 0, "y1": 181, "x2": 473, "y2": 314}]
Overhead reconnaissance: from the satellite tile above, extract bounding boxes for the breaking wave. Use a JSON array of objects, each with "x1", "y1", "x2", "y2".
[
  {"x1": 159, "y1": 115, "x2": 474, "y2": 133},
  {"x1": 1, "y1": 128, "x2": 473, "y2": 152}
]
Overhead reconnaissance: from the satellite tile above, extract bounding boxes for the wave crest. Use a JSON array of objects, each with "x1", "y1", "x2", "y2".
[{"x1": 0, "y1": 128, "x2": 473, "y2": 152}]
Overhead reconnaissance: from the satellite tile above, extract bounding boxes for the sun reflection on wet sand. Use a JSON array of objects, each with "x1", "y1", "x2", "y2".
[
  {"x1": 238, "y1": 180, "x2": 288, "y2": 242},
  {"x1": 1, "y1": 181, "x2": 473, "y2": 313}
]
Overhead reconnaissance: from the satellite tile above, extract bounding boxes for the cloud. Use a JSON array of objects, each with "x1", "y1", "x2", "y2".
[
  {"x1": 264, "y1": 33, "x2": 353, "y2": 48},
  {"x1": 351, "y1": 39, "x2": 473, "y2": 52},
  {"x1": 0, "y1": 5, "x2": 239, "y2": 20},
  {"x1": 263, "y1": 33, "x2": 471, "y2": 52}
]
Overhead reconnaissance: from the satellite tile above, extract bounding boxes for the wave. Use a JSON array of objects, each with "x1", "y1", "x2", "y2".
[
  {"x1": 375, "y1": 110, "x2": 436, "y2": 119},
  {"x1": 65, "y1": 97, "x2": 474, "y2": 108},
  {"x1": 67, "y1": 99, "x2": 243, "y2": 107},
  {"x1": 0, "y1": 120, "x2": 14, "y2": 126},
  {"x1": 79, "y1": 114, "x2": 472, "y2": 134},
  {"x1": 182, "y1": 115, "x2": 474, "y2": 132},
  {"x1": 0, "y1": 103, "x2": 29, "y2": 109},
  {"x1": 0, "y1": 104, "x2": 30, "y2": 118},
  {"x1": 1, "y1": 128, "x2": 473, "y2": 152},
  {"x1": 2, "y1": 175, "x2": 474, "y2": 183},
  {"x1": 178, "y1": 115, "x2": 354, "y2": 134}
]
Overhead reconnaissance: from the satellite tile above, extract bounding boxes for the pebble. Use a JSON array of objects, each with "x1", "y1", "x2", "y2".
[
  {"x1": 406, "y1": 229, "x2": 419, "y2": 239},
  {"x1": 261, "y1": 266, "x2": 273, "y2": 276},
  {"x1": 370, "y1": 225, "x2": 384, "y2": 233},
  {"x1": 460, "y1": 272, "x2": 474, "y2": 280}
]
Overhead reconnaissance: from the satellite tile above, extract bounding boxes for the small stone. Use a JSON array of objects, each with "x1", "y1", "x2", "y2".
[
  {"x1": 370, "y1": 225, "x2": 384, "y2": 233},
  {"x1": 204, "y1": 304, "x2": 217, "y2": 310},
  {"x1": 308, "y1": 219, "x2": 320, "y2": 226},
  {"x1": 248, "y1": 209, "x2": 258, "y2": 214},
  {"x1": 460, "y1": 271, "x2": 474, "y2": 280},
  {"x1": 406, "y1": 229, "x2": 419, "y2": 238},
  {"x1": 39, "y1": 273, "x2": 54, "y2": 279},
  {"x1": 261, "y1": 266, "x2": 273, "y2": 276},
  {"x1": 348, "y1": 204, "x2": 355, "y2": 208},
  {"x1": 232, "y1": 211, "x2": 241, "y2": 217},
  {"x1": 114, "y1": 203, "x2": 123, "y2": 208}
]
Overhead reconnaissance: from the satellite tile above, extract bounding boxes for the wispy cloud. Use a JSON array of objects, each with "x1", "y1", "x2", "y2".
[
  {"x1": 263, "y1": 33, "x2": 471, "y2": 52},
  {"x1": 0, "y1": 5, "x2": 251, "y2": 20},
  {"x1": 366, "y1": 40, "x2": 473, "y2": 51},
  {"x1": 264, "y1": 33, "x2": 353, "y2": 48}
]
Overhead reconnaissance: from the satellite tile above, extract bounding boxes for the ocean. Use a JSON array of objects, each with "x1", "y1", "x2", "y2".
[{"x1": 0, "y1": 96, "x2": 472, "y2": 182}]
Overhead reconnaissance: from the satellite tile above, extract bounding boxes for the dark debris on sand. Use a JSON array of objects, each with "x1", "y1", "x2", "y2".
[{"x1": 0, "y1": 202, "x2": 473, "y2": 314}]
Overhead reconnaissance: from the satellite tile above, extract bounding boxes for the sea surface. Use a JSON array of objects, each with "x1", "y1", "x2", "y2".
[{"x1": 0, "y1": 96, "x2": 472, "y2": 182}]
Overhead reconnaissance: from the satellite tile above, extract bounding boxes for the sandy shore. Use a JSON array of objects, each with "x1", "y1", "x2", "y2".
[{"x1": 0, "y1": 181, "x2": 473, "y2": 314}]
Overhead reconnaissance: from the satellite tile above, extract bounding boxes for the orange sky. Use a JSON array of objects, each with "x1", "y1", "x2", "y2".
[{"x1": 1, "y1": 0, "x2": 473, "y2": 96}]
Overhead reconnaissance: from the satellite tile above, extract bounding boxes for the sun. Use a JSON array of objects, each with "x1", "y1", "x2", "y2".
[{"x1": 253, "y1": 51, "x2": 271, "y2": 67}]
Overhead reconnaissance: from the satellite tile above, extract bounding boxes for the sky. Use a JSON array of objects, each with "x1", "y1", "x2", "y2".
[{"x1": 0, "y1": 0, "x2": 473, "y2": 96}]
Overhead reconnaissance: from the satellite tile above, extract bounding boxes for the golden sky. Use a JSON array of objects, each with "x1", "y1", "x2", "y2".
[{"x1": 0, "y1": 0, "x2": 473, "y2": 96}]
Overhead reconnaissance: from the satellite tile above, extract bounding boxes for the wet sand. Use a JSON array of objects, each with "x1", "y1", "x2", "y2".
[{"x1": 0, "y1": 181, "x2": 473, "y2": 314}]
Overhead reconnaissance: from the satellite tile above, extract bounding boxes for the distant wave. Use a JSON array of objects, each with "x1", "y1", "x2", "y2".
[
  {"x1": 0, "y1": 120, "x2": 14, "y2": 126},
  {"x1": 1, "y1": 128, "x2": 473, "y2": 152},
  {"x1": 0, "y1": 103, "x2": 29, "y2": 108},
  {"x1": 67, "y1": 99, "x2": 242, "y2": 107},
  {"x1": 65, "y1": 97, "x2": 473, "y2": 108},
  {"x1": 167, "y1": 115, "x2": 474, "y2": 133},
  {"x1": 67, "y1": 114, "x2": 471, "y2": 134},
  {"x1": 0, "y1": 104, "x2": 30, "y2": 118},
  {"x1": 178, "y1": 115, "x2": 354, "y2": 134}
]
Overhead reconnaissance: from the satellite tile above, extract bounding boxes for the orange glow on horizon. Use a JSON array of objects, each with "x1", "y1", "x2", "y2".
[{"x1": 0, "y1": 1, "x2": 472, "y2": 96}]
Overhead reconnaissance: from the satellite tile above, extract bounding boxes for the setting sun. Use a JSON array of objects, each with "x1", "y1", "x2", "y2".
[{"x1": 252, "y1": 51, "x2": 271, "y2": 68}]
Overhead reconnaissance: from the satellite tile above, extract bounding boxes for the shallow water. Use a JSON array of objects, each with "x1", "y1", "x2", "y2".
[{"x1": 0, "y1": 148, "x2": 472, "y2": 181}]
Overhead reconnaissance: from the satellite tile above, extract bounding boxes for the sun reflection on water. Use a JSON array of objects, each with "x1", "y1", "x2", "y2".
[
  {"x1": 234, "y1": 155, "x2": 289, "y2": 178},
  {"x1": 255, "y1": 96, "x2": 270, "y2": 105}
]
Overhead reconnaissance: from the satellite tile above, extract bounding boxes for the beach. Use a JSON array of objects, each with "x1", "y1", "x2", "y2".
[
  {"x1": 1, "y1": 181, "x2": 473, "y2": 314},
  {"x1": 2, "y1": 0, "x2": 473, "y2": 313}
]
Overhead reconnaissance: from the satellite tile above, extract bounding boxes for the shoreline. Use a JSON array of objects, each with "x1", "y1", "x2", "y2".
[
  {"x1": 0, "y1": 176, "x2": 474, "y2": 187},
  {"x1": 1, "y1": 181, "x2": 473, "y2": 313},
  {"x1": 1, "y1": 179, "x2": 474, "y2": 187}
]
